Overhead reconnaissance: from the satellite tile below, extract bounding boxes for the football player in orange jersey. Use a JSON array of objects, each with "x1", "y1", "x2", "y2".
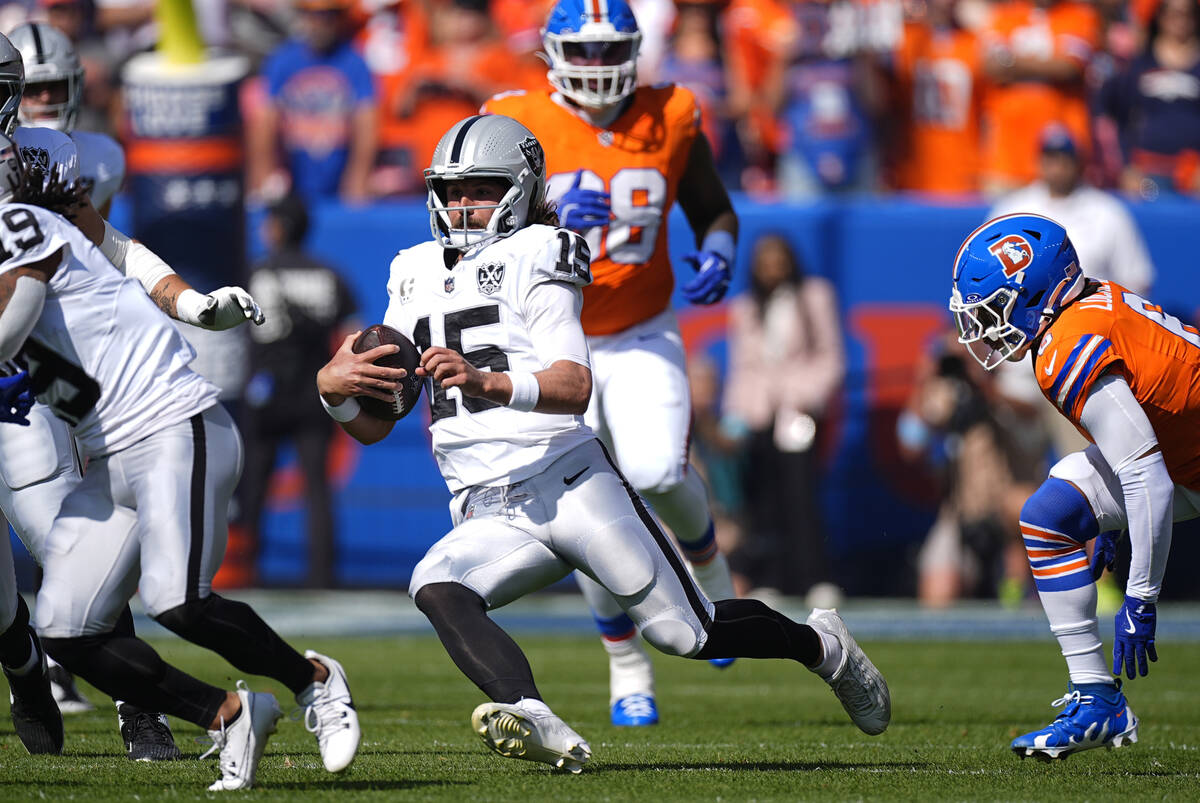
[
  {"x1": 483, "y1": 0, "x2": 744, "y2": 727},
  {"x1": 951, "y1": 213, "x2": 1200, "y2": 761}
]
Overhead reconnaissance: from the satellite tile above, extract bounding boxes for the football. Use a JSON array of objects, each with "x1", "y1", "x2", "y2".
[{"x1": 351, "y1": 324, "x2": 423, "y2": 421}]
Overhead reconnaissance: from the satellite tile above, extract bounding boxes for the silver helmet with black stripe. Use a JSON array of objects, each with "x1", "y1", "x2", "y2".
[
  {"x1": 9, "y1": 22, "x2": 83, "y2": 132},
  {"x1": 424, "y1": 114, "x2": 547, "y2": 251}
]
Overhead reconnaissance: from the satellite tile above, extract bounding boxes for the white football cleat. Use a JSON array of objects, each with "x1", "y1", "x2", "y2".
[
  {"x1": 471, "y1": 698, "x2": 591, "y2": 773},
  {"x1": 297, "y1": 650, "x2": 361, "y2": 773},
  {"x1": 206, "y1": 682, "x2": 282, "y2": 791},
  {"x1": 806, "y1": 608, "x2": 891, "y2": 735}
]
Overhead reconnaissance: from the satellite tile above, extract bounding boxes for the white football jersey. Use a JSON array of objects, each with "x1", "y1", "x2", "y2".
[
  {"x1": 13, "y1": 125, "x2": 79, "y2": 180},
  {"x1": 384, "y1": 225, "x2": 595, "y2": 492},
  {"x1": 0, "y1": 203, "x2": 218, "y2": 458},
  {"x1": 71, "y1": 130, "x2": 126, "y2": 208}
]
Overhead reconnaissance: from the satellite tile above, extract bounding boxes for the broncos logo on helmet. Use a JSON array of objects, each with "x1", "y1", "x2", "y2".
[
  {"x1": 542, "y1": 0, "x2": 641, "y2": 110},
  {"x1": 950, "y1": 213, "x2": 1085, "y2": 370},
  {"x1": 987, "y1": 234, "x2": 1034, "y2": 277}
]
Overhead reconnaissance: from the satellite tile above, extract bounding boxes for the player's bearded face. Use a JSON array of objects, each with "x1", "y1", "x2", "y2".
[
  {"x1": 21, "y1": 80, "x2": 69, "y2": 122},
  {"x1": 444, "y1": 178, "x2": 508, "y2": 229}
]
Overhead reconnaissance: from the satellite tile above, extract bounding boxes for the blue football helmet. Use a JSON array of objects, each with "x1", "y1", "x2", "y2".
[
  {"x1": 542, "y1": 0, "x2": 641, "y2": 110},
  {"x1": 950, "y1": 213, "x2": 1085, "y2": 370}
]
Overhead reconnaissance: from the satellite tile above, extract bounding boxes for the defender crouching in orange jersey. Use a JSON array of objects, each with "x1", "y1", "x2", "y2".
[{"x1": 951, "y1": 213, "x2": 1200, "y2": 761}]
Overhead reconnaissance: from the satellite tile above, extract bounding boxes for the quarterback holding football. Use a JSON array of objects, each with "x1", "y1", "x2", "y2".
[{"x1": 317, "y1": 114, "x2": 890, "y2": 773}]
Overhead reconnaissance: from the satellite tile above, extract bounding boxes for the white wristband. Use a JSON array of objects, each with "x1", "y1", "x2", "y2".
[
  {"x1": 506, "y1": 371, "x2": 540, "y2": 412},
  {"x1": 99, "y1": 219, "x2": 131, "y2": 267},
  {"x1": 320, "y1": 393, "x2": 362, "y2": 423}
]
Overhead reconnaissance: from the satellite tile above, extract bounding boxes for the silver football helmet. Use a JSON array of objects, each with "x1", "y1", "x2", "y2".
[
  {"x1": 9, "y1": 23, "x2": 82, "y2": 132},
  {"x1": 0, "y1": 35, "x2": 24, "y2": 137},
  {"x1": 0, "y1": 133, "x2": 23, "y2": 203},
  {"x1": 424, "y1": 114, "x2": 547, "y2": 251}
]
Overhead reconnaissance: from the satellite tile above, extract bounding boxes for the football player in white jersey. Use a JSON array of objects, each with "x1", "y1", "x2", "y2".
[
  {"x1": 0, "y1": 144, "x2": 360, "y2": 790},
  {"x1": 317, "y1": 115, "x2": 891, "y2": 772},
  {"x1": 0, "y1": 25, "x2": 270, "y2": 757}
]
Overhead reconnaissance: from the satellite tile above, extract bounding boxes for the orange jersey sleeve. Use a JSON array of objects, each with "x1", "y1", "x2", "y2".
[
  {"x1": 1035, "y1": 281, "x2": 1200, "y2": 490},
  {"x1": 484, "y1": 85, "x2": 701, "y2": 335}
]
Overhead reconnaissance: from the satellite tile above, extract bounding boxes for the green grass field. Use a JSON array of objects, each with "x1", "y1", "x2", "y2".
[{"x1": 2, "y1": 635, "x2": 1198, "y2": 801}]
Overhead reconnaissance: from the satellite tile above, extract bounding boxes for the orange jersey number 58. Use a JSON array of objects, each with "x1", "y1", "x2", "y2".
[{"x1": 547, "y1": 167, "x2": 667, "y2": 265}]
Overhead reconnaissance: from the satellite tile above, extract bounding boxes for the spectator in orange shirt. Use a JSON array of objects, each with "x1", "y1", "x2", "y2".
[
  {"x1": 374, "y1": 0, "x2": 543, "y2": 196},
  {"x1": 980, "y1": 0, "x2": 1101, "y2": 195},
  {"x1": 884, "y1": 0, "x2": 984, "y2": 196}
]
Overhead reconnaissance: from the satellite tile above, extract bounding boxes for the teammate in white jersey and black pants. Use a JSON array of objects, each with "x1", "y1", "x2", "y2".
[
  {"x1": 317, "y1": 115, "x2": 891, "y2": 772},
  {"x1": 0, "y1": 144, "x2": 360, "y2": 790},
  {"x1": 0, "y1": 24, "x2": 266, "y2": 759}
]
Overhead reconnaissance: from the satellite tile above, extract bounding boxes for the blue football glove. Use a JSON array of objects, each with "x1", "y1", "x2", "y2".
[
  {"x1": 1090, "y1": 530, "x2": 1119, "y2": 581},
  {"x1": 679, "y1": 250, "x2": 732, "y2": 305},
  {"x1": 1113, "y1": 595, "x2": 1157, "y2": 679},
  {"x1": 0, "y1": 370, "x2": 34, "y2": 426},
  {"x1": 558, "y1": 170, "x2": 610, "y2": 232}
]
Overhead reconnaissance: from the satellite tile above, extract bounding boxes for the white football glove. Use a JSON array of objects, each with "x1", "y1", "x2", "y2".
[{"x1": 176, "y1": 287, "x2": 265, "y2": 330}]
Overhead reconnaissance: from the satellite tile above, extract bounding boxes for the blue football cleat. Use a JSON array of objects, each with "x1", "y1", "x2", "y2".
[
  {"x1": 610, "y1": 694, "x2": 658, "y2": 727},
  {"x1": 708, "y1": 657, "x2": 736, "y2": 670},
  {"x1": 1011, "y1": 682, "x2": 1138, "y2": 761}
]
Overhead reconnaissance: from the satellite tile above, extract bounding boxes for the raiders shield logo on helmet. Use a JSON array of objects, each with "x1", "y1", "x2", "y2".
[
  {"x1": 518, "y1": 136, "x2": 544, "y2": 177},
  {"x1": 477, "y1": 262, "x2": 505, "y2": 295}
]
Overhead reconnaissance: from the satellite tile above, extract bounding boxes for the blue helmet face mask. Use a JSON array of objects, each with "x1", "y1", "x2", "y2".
[
  {"x1": 542, "y1": 0, "x2": 641, "y2": 110},
  {"x1": 949, "y1": 214, "x2": 1085, "y2": 371}
]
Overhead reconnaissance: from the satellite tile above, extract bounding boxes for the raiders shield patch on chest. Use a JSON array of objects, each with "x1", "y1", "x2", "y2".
[{"x1": 477, "y1": 262, "x2": 504, "y2": 295}]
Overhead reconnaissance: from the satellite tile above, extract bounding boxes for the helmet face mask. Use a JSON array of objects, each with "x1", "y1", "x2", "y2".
[
  {"x1": 0, "y1": 35, "x2": 25, "y2": 138},
  {"x1": 425, "y1": 115, "x2": 547, "y2": 252},
  {"x1": 950, "y1": 213, "x2": 1085, "y2": 371},
  {"x1": 9, "y1": 23, "x2": 82, "y2": 132},
  {"x1": 950, "y1": 285, "x2": 1029, "y2": 370},
  {"x1": 543, "y1": 0, "x2": 641, "y2": 110},
  {"x1": 427, "y1": 173, "x2": 522, "y2": 250}
]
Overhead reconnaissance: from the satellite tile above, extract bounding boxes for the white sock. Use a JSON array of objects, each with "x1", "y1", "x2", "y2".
[
  {"x1": 601, "y1": 634, "x2": 655, "y2": 702},
  {"x1": 810, "y1": 630, "x2": 843, "y2": 679},
  {"x1": 1038, "y1": 583, "x2": 1110, "y2": 685},
  {"x1": 516, "y1": 697, "x2": 554, "y2": 717}
]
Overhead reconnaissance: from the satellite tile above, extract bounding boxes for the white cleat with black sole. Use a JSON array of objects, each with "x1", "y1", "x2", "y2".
[
  {"x1": 206, "y1": 682, "x2": 283, "y2": 791},
  {"x1": 806, "y1": 607, "x2": 891, "y2": 735},
  {"x1": 471, "y1": 698, "x2": 591, "y2": 773}
]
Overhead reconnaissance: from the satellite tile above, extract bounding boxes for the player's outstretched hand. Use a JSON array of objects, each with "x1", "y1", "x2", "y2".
[
  {"x1": 1113, "y1": 595, "x2": 1157, "y2": 679},
  {"x1": 558, "y1": 170, "x2": 610, "y2": 233},
  {"x1": 0, "y1": 370, "x2": 34, "y2": 426},
  {"x1": 317, "y1": 332, "x2": 408, "y2": 404},
  {"x1": 680, "y1": 250, "x2": 731, "y2": 305},
  {"x1": 196, "y1": 286, "x2": 266, "y2": 330},
  {"x1": 1090, "y1": 530, "x2": 1119, "y2": 581}
]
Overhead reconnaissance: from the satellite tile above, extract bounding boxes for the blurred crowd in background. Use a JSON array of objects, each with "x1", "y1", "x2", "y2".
[
  {"x1": 4, "y1": 0, "x2": 1196, "y2": 603},
  {"x1": 2, "y1": 0, "x2": 1198, "y2": 202}
]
